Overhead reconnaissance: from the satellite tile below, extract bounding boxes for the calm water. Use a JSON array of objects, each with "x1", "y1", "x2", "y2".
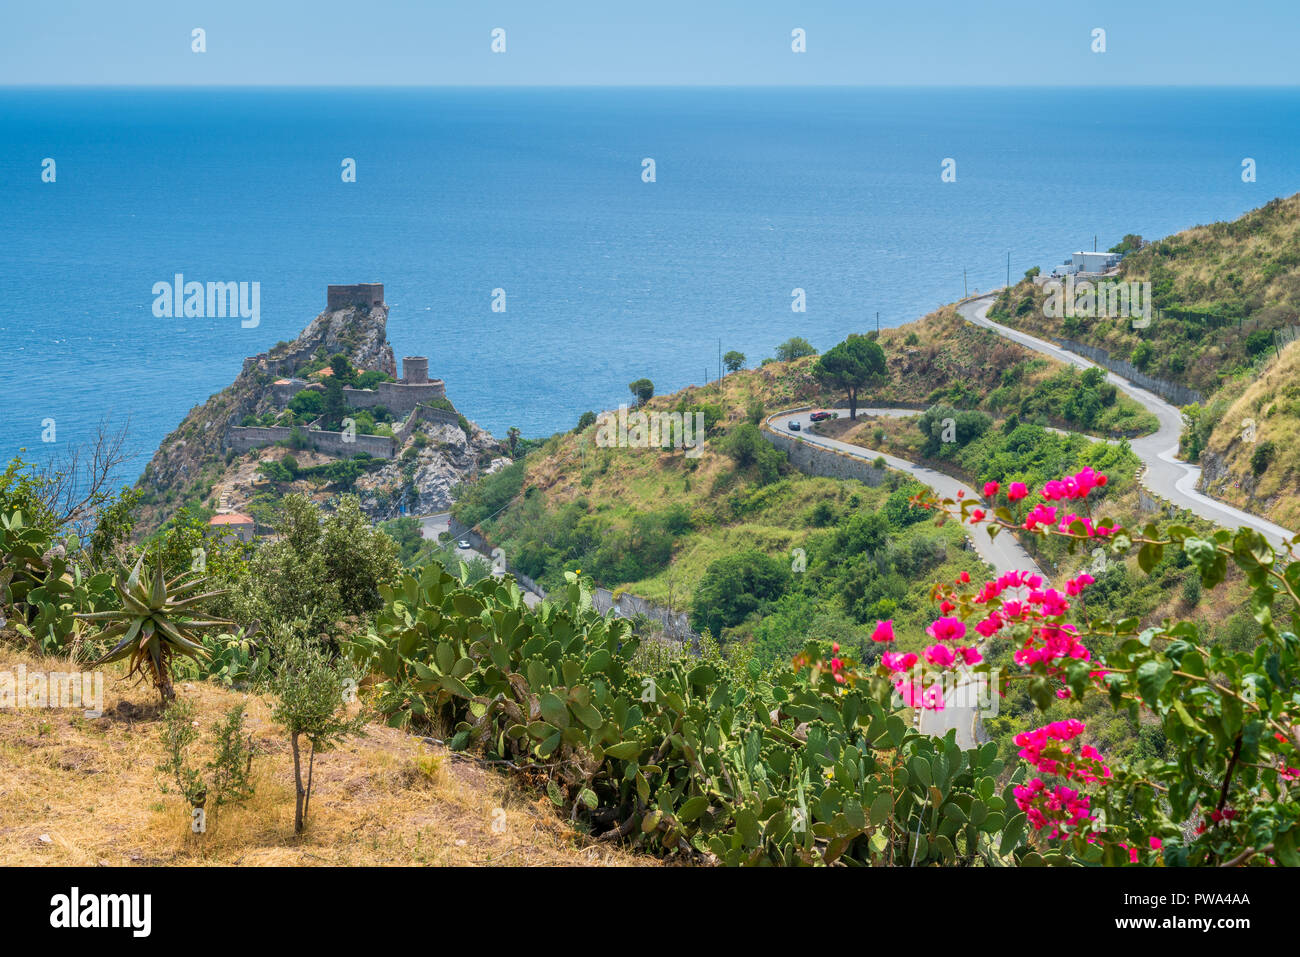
[{"x1": 3, "y1": 86, "x2": 1299, "y2": 486}]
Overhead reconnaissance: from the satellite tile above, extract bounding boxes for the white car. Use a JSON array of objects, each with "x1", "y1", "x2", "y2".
[{"x1": 456, "y1": 539, "x2": 472, "y2": 549}]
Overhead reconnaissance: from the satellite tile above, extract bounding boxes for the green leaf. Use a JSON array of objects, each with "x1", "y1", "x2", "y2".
[
  {"x1": 1136, "y1": 660, "x2": 1172, "y2": 707},
  {"x1": 603, "y1": 740, "x2": 643, "y2": 761},
  {"x1": 539, "y1": 692, "x2": 570, "y2": 729},
  {"x1": 869, "y1": 791, "x2": 893, "y2": 827},
  {"x1": 999, "y1": 812, "x2": 1026, "y2": 855},
  {"x1": 678, "y1": 796, "x2": 710, "y2": 822}
]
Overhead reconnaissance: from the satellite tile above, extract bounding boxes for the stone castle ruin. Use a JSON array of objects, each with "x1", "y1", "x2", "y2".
[
  {"x1": 326, "y1": 282, "x2": 385, "y2": 311},
  {"x1": 225, "y1": 284, "x2": 459, "y2": 461}
]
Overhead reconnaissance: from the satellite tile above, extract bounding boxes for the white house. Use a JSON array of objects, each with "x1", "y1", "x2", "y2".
[{"x1": 1071, "y1": 251, "x2": 1122, "y2": 274}]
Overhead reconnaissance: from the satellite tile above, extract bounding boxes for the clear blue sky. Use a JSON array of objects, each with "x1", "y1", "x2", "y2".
[{"x1": 3, "y1": 0, "x2": 1298, "y2": 86}]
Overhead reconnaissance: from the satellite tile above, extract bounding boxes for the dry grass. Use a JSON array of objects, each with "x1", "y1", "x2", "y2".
[
  {"x1": 0, "y1": 649, "x2": 651, "y2": 867},
  {"x1": 1202, "y1": 339, "x2": 1300, "y2": 530}
]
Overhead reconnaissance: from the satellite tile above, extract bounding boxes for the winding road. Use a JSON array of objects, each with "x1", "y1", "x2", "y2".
[
  {"x1": 766, "y1": 407, "x2": 1022, "y2": 749},
  {"x1": 764, "y1": 297, "x2": 1296, "y2": 747},
  {"x1": 959, "y1": 295, "x2": 1296, "y2": 548}
]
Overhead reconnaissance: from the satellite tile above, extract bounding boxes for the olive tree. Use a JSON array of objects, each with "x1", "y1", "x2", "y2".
[{"x1": 270, "y1": 633, "x2": 366, "y2": 835}]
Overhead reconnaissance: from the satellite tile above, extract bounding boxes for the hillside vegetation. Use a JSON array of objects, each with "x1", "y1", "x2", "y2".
[
  {"x1": 1194, "y1": 338, "x2": 1300, "y2": 530},
  {"x1": 988, "y1": 195, "x2": 1300, "y2": 526},
  {"x1": 990, "y1": 193, "x2": 1300, "y2": 397},
  {"x1": 457, "y1": 363, "x2": 985, "y2": 668}
]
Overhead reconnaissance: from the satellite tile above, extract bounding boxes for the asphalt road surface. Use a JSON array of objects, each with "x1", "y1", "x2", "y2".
[{"x1": 958, "y1": 294, "x2": 1296, "y2": 548}]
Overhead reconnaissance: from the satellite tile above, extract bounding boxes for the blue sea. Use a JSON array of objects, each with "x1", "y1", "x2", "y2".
[{"x1": 3, "y1": 87, "x2": 1300, "y2": 488}]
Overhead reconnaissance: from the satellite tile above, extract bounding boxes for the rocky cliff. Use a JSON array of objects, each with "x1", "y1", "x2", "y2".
[{"x1": 134, "y1": 293, "x2": 506, "y2": 533}]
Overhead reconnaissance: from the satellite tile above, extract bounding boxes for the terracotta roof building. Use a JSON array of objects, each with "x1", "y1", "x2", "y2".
[{"x1": 207, "y1": 512, "x2": 256, "y2": 544}]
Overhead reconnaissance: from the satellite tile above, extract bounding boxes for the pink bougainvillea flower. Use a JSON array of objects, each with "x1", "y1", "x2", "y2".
[
  {"x1": 1013, "y1": 778, "x2": 1094, "y2": 840},
  {"x1": 1066, "y1": 573, "x2": 1095, "y2": 596},
  {"x1": 1024, "y1": 503, "x2": 1057, "y2": 531},
  {"x1": 871, "y1": 620, "x2": 895, "y2": 643},
  {"x1": 894, "y1": 679, "x2": 945, "y2": 711},
  {"x1": 983, "y1": 481, "x2": 999, "y2": 498},
  {"x1": 1042, "y1": 468, "x2": 1109, "y2": 502},
  {"x1": 926, "y1": 616, "x2": 967, "y2": 643},
  {"x1": 1008, "y1": 482, "x2": 1029, "y2": 502},
  {"x1": 924, "y1": 643, "x2": 956, "y2": 667},
  {"x1": 881, "y1": 651, "x2": 917, "y2": 673}
]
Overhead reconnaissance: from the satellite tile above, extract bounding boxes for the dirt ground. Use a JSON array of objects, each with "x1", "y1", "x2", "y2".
[{"x1": 0, "y1": 650, "x2": 651, "y2": 867}]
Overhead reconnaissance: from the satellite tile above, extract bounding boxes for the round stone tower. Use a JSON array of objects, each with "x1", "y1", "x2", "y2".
[{"x1": 402, "y1": 356, "x2": 429, "y2": 384}]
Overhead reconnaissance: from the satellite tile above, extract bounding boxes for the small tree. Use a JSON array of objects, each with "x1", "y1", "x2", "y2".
[
  {"x1": 270, "y1": 635, "x2": 366, "y2": 835},
  {"x1": 812, "y1": 334, "x2": 887, "y2": 419},
  {"x1": 158, "y1": 699, "x2": 256, "y2": 835},
  {"x1": 723, "y1": 350, "x2": 746, "y2": 373},
  {"x1": 628, "y1": 378, "x2": 655, "y2": 407},
  {"x1": 775, "y1": 337, "x2": 817, "y2": 362},
  {"x1": 329, "y1": 353, "x2": 356, "y2": 384}
]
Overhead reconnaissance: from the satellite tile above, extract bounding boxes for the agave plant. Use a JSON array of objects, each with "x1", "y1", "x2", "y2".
[
  {"x1": 77, "y1": 552, "x2": 231, "y2": 702},
  {"x1": 1, "y1": 508, "x2": 115, "y2": 654}
]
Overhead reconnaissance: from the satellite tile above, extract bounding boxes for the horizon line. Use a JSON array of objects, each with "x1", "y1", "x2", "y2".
[{"x1": 5, "y1": 82, "x2": 1300, "y2": 90}]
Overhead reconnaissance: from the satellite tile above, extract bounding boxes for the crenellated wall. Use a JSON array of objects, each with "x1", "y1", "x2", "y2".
[
  {"x1": 327, "y1": 283, "x2": 385, "y2": 311},
  {"x1": 341, "y1": 380, "x2": 445, "y2": 415}
]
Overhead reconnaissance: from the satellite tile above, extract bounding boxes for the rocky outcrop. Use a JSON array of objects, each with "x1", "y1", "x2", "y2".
[
  {"x1": 134, "y1": 293, "x2": 503, "y2": 533},
  {"x1": 353, "y1": 421, "x2": 511, "y2": 518},
  {"x1": 260, "y1": 303, "x2": 397, "y2": 380}
]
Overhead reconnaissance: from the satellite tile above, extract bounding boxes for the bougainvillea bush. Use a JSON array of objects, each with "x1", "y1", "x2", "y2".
[{"x1": 902, "y1": 468, "x2": 1300, "y2": 867}]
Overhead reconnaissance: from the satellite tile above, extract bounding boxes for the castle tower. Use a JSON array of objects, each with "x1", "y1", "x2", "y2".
[
  {"x1": 402, "y1": 356, "x2": 429, "y2": 384},
  {"x1": 327, "y1": 283, "x2": 385, "y2": 311}
]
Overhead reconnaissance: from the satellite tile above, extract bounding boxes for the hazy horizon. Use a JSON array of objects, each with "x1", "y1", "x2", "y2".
[{"x1": 5, "y1": 0, "x2": 1299, "y2": 87}]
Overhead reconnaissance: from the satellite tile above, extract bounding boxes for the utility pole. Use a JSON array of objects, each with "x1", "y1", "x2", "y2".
[
  {"x1": 1007, "y1": 251, "x2": 1011, "y2": 288},
  {"x1": 963, "y1": 269, "x2": 968, "y2": 299},
  {"x1": 876, "y1": 311, "x2": 880, "y2": 334},
  {"x1": 1094, "y1": 234, "x2": 1098, "y2": 252}
]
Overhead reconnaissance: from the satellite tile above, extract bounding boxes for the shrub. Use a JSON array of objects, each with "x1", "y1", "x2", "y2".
[
  {"x1": 775, "y1": 337, "x2": 817, "y2": 362},
  {"x1": 158, "y1": 699, "x2": 256, "y2": 835},
  {"x1": 270, "y1": 632, "x2": 366, "y2": 835},
  {"x1": 349, "y1": 567, "x2": 1009, "y2": 865},
  {"x1": 1251, "y1": 440, "x2": 1276, "y2": 476},
  {"x1": 691, "y1": 549, "x2": 790, "y2": 637}
]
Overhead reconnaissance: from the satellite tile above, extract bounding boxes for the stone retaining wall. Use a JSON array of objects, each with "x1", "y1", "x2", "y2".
[
  {"x1": 1055, "y1": 338, "x2": 1203, "y2": 406},
  {"x1": 761, "y1": 420, "x2": 888, "y2": 487}
]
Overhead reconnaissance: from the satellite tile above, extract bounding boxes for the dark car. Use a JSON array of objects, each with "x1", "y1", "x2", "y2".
[{"x1": 788, "y1": 420, "x2": 801, "y2": 431}]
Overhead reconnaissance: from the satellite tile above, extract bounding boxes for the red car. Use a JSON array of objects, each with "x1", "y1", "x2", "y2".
[{"x1": 809, "y1": 410, "x2": 834, "y2": 422}]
